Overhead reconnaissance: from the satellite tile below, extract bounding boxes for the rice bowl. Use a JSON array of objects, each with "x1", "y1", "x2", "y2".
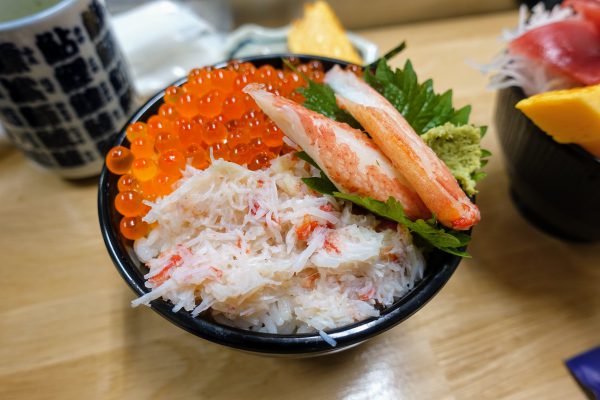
[{"x1": 98, "y1": 54, "x2": 470, "y2": 355}]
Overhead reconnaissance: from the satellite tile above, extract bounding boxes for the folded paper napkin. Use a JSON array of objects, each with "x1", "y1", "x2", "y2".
[{"x1": 111, "y1": 1, "x2": 225, "y2": 97}]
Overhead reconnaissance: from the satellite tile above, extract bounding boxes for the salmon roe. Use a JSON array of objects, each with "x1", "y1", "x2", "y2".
[
  {"x1": 120, "y1": 216, "x2": 149, "y2": 240},
  {"x1": 106, "y1": 59, "x2": 344, "y2": 239},
  {"x1": 115, "y1": 190, "x2": 145, "y2": 217},
  {"x1": 105, "y1": 146, "x2": 133, "y2": 175},
  {"x1": 117, "y1": 174, "x2": 136, "y2": 192}
]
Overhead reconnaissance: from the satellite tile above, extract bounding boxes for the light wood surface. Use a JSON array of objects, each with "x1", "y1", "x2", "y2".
[
  {"x1": 230, "y1": 0, "x2": 515, "y2": 29},
  {"x1": 1, "y1": 11, "x2": 599, "y2": 400}
]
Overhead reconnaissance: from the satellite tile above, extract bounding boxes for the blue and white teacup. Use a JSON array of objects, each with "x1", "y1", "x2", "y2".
[{"x1": 0, "y1": 0, "x2": 135, "y2": 178}]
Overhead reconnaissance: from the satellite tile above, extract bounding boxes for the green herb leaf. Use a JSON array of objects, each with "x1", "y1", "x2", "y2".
[
  {"x1": 364, "y1": 41, "x2": 407, "y2": 70},
  {"x1": 297, "y1": 152, "x2": 338, "y2": 195},
  {"x1": 295, "y1": 151, "x2": 320, "y2": 169},
  {"x1": 449, "y1": 105, "x2": 472, "y2": 126},
  {"x1": 297, "y1": 81, "x2": 361, "y2": 129},
  {"x1": 471, "y1": 171, "x2": 487, "y2": 182},
  {"x1": 301, "y1": 176, "x2": 337, "y2": 195},
  {"x1": 283, "y1": 58, "x2": 358, "y2": 128},
  {"x1": 476, "y1": 123, "x2": 492, "y2": 183},
  {"x1": 365, "y1": 59, "x2": 472, "y2": 135},
  {"x1": 479, "y1": 125, "x2": 488, "y2": 138}
]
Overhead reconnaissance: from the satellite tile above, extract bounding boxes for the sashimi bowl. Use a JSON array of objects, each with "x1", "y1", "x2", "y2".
[
  {"x1": 98, "y1": 54, "x2": 467, "y2": 356},
  {"x1": 481, "y1": 2, "x2": 600, "y2": 241},
  {"x1": 495, "y1": 86, "x2": 600, "y2": 242}
]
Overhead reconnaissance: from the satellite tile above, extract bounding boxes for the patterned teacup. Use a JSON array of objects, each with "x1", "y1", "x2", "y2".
[{"x1": 0, "y1": 0, "x2": 135, "y2": 178}]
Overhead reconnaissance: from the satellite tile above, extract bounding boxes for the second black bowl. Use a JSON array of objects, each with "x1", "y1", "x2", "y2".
[
  {"x1": 495, "y1": 86, "x2": 600, "y2": 242},
  {"x1": 99, "y1": 54, "x2": 465, "y2": 356}
]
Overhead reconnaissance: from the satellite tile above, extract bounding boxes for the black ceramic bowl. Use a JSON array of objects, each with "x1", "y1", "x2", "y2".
[
  {"x1": 98, "y1": 54, "x2": 464, "y2": 356},
  {"x1": 495, "y1": 86, "x2": 600, "y2": 242}
]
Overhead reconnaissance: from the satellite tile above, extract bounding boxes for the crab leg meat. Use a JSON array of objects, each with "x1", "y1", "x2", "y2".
[
  {"x1": 324, "y1": 66, "x2": 480, "y2": 230},
  {"x1": 243, "y1": 83, "x2": 430, "y2": 220}
]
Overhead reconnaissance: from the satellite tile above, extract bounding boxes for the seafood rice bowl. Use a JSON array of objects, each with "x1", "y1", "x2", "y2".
[{"x1": 100, "y1": 53, "x2": 486, "y2": 350}]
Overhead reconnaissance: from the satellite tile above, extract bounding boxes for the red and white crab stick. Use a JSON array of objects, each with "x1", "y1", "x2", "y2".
[{"x1": 324, "y1": 66, "x2": 480, "y2": 230}]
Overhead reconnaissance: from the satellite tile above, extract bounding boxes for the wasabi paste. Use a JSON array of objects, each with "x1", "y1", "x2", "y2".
[{"x1": 422, "y1": 123, "x2": 482, "y2": 196}]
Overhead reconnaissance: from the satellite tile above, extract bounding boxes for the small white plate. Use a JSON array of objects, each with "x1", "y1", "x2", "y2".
[{"x1": 223, "y1": 24, "x2": 378, "y2": 63}]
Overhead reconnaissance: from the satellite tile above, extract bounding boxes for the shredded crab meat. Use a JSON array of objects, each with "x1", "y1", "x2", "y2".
[
  {"x1": 132, "y1": 154, "x2": 425, "y2": 333},
  {"x1": 473, "y1": 4, "x2": 578, "y2": 96}
]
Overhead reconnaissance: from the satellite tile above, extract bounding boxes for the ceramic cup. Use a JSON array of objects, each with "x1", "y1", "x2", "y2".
[{"x1": 0, "y1": 0, "x2": 135, "y2": 178}]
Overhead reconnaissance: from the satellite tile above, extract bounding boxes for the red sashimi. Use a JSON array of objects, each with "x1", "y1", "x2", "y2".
[
  {"x1": 509, "y1": 19, "x2": 600, "y2": 85},
  {"x1": 564, "y1": 0, "x2": 600, "y2": 29}
]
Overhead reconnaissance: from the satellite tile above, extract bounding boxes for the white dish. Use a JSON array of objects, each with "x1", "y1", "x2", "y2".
[{"x1": 224, "y1": 24, "x2": 378, "y2": 63}]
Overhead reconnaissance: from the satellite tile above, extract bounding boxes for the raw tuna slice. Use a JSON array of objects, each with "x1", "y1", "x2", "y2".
[
  {"x1": 565, "y1": 0, "x2": 600, "y2": 30},
  {"x1": 509, "y1": 19, "x2": 600, "y2": 85}
]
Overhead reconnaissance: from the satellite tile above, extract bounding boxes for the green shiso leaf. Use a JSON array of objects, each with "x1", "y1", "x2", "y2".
[
  {"x1": 283, "y1": 58, "x2": 360, "y2": 129},
  {"x1": 296, "y1": 152, "x2": 337, "y2": 195},
  {"x1": 479, "y1": 125, "x2": 488, "y2": 138},
  {"x1": 296, "y1": 80, "x2": 361, "y2": 129},
  {"x1": 295, "y1": 151, "x2": 320, "y2": 169},
  {"x1": 450, "y1": 105, "x2": 472, "y2": 126},
  {"x1": 472, "y1": 171, "x2": 487, "y2": 182},
  {"x1": 301, "y1": 176, "x2": 337, "y2": 195},
  {"x1": 364, "y1": 41, "x2": 407, "y2": 70},
  {"x1": 365, "y1": 58, "x2": 473, "y2": 135}
]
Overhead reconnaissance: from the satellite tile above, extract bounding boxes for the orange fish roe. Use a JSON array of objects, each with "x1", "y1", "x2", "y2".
[
  {"x1": 106, "y1": 146, "x2": 134, "y2": 175},
  {"x1": 131, "y1": 158, "x2": 158, "y2": 182},
  {"x1": 152, "y1": 172, "x2": 179, "y2": 197},
  {"x1": 117, "y1": 174, "x2": 136, "y2": 192},
  {"x1": 106, "y1": 59, "x2": 337, "y2": 239},
  {"x1": 120, "y1": 216, "x2": 149, "y2": 240},
  {"x1": 130, "y1": 136, "x2": 155, "y2": 158},
  {"x1": 158, "y1": 149, "x2": 186, "y2": 174},
  {"x1": 147, "y1": 115, "x2": 171, "y2": 137},
  {"x1": 115, "y1": 190, "x2": 145, "y2": 217},
  {"x1": 125, "y1": 122, "x2": 148, "y2": 141}
]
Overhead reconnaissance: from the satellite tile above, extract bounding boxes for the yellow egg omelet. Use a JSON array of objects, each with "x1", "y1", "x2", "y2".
[
  {"x1": 516, "y1": 84, "x2": 600, "y2": 157},
  {"x1": 288, "y1": 1, "x2": 362, "y2": 64}
]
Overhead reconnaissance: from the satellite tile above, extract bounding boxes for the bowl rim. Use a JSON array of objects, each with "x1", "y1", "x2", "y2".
[{"x1": 98, "y1": 53, "x2": 464, "y2": 354}]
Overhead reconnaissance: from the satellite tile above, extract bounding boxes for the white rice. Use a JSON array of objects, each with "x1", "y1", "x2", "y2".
[
  {"x1": 472, "y1": 3, "x2": 578, "y2": 96},
  {"x1": 318, "y1": 330, "x2": 337, "y2": 347},
  {"x1": 131, "y1": 154, "x2": 425, "y2": 334}
]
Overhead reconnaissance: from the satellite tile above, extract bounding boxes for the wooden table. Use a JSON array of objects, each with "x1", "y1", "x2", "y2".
[{"x1": 1, "y1": 11, "x2": 598, "y2": 400}]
